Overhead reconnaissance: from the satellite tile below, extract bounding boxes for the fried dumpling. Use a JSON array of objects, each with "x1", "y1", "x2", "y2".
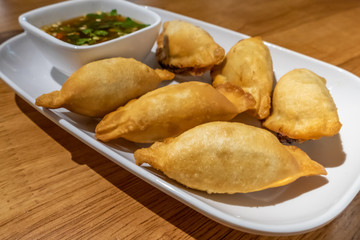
[
  {"x1": 156, "y1": 20, "x2": 225, "y2": 76},
  {"x1": 35, "y1": 57, "x2": 174, "y2": 117},
  {"x1": 95, "y1": 81, "x2": 252, "y2": 143},
  {"x1": 211, "y1": 36, "x2": 274, "y2": 119},
  {"x1": 135, "y1": 121, "x2": 326, "y2": 194},
  {"x1": 263, "y1": 68, "x2": 342, "y2": 141}
]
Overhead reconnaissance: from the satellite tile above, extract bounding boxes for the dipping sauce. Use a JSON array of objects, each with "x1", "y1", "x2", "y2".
[{"x1": 41, "y1": 9, "x2": 149, "y2": 46}]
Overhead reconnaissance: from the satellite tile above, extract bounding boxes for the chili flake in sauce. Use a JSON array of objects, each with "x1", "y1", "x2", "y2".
[{"x1": 41, "y1": 9, "x2": 149, "y2": 46}]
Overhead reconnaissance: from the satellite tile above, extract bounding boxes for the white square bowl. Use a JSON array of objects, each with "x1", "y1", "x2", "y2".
[{"x1": 19, "y1": 0, "x2": 161, "y2": 75}]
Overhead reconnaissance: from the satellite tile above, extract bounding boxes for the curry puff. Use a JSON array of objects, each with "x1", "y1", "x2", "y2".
[
  {"x1": 35, "y1": 57, "x2": 174, "y2": 117},
  {"x1": 135, "y1": 121, "x2": 327, "y2": 194},
  {"x1": 211, "y1": 36, "x2": 274, "y2": 119},
  {"x1": 95, "y1": 81, "x2": 252, "y2": 143},
  {"x1": 156, "y1": 20, "x2": 225, "y2": 76},
  {"x1": 263, "y1": 69, "x2": 342, "y2": 141}
]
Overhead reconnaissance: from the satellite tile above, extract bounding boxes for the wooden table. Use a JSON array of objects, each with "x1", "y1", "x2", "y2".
[{"x1": 1, "y1": 0, "x2": 359, "y2": 239}]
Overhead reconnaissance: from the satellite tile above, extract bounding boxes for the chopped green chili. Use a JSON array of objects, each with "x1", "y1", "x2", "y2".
[{"x1": 41, "y1": 9, "x2": 149, "y2": 46}]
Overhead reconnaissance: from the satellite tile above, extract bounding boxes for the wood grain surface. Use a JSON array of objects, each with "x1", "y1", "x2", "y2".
[{"x1": 1, "y1": 0, "x2": 359, "y2": 239}]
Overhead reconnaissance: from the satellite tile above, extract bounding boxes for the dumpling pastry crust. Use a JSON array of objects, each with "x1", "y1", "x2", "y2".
[
  {"x1": 156, "y1": 20, "x2": 225, "y2": 76},
  {"x1": 211, "y1": 36, "x2": 274, "y2": 119},
  {"x1": 135, "y1": 121, "x2": 326, "y2": 194},
  {"x1": 95, "y1": 82, "x2": 245, "y2": 143},
  {"x1": 35, "y1": 57, "x2": 174, "y2": 117},
  {"x1": 263, "y1": 69, "x2": 342, "y2": 141},
  {"x1": 214, "y1": 82, "x2": 256, "y2": 113}
]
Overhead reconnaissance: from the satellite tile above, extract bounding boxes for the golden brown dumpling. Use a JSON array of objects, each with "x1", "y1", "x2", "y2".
[
  {"x1": 156, "y1": 20, "x2": 225, "y2": 76},
  {"x1": 263, "y1": 68, "x2": 342, "y2": 141},
  {"x1": 35, "y1": 57, "x2": 174, "y2": 117},
  {"x1": 135, "y1": 121, "x2": 326, "y2": 194},
  {"x1": 95, "y1": 82, "x2": 251, "y2": 143},
  {"x1": 211, "y1": 36, "x2": 274, "y2": 119}
]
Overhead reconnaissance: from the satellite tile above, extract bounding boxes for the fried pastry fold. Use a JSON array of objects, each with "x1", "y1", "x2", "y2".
[
  {"x1": 35, "y1": 57, "x2": 174, "y2": 117},
  {"x1": 156, "y1": 20, "x2": 225, "y2": 76},
  {"x1": 135, "y1": 121, "x2": 326, "y2": 194},
  {"x1": 263, "y1": 68, "x2": 342, "y2": 141},
  {"x1": 95, "y1": 82, "x2": 250, "y2": 143},
  {"x1": 211, "y1": 36, "x2": 274, "y2": 119}
]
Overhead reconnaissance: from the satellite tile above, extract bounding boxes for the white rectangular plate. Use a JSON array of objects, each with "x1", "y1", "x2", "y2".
[{"x1": 1, "y1": 6, "x2": 360, "y2": 236}]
